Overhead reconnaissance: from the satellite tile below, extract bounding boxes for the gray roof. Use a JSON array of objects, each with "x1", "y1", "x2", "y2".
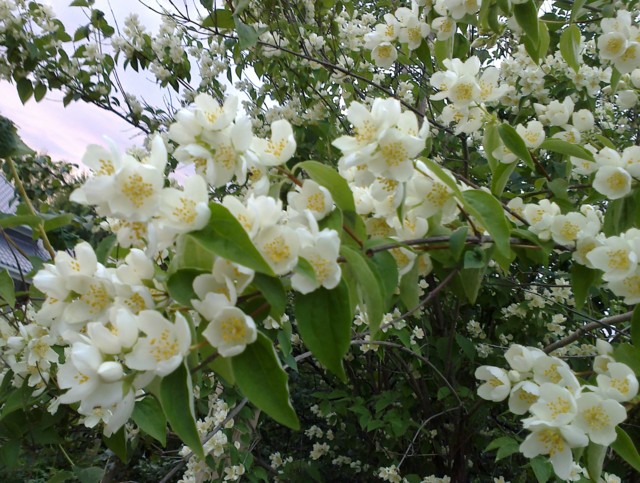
[{"x1": 0, "y1": 174, "x2": 50, "y2": 280}]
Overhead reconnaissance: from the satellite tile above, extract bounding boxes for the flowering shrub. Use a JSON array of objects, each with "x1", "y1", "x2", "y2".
[{"x1": 1, "y1": 0, "x2": 640, "y2": 481}]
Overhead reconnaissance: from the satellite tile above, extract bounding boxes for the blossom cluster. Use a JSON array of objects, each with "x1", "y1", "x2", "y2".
[
  {"x1": 476, "y1": 342, "x2": 638, "y2": 480},
  {"x1": 597, "y1": 10, "x2": 640, "y2": 74}
]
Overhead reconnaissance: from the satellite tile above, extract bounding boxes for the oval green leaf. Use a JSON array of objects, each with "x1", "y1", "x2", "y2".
[
  {"x1": 340, "y1": 245, "x2": 385, "y2": 336},
  {"x1": 294, "y1": 279, "x2": 352, "y2": 381},
  {"x1": 461, "y1": 189, "x2": 512, "y2": 258},
  {"x1": 231, "y1": 332, "x2": 300, "y2": 430},
  {"x1": 185, "y1": 202, "x2": 274, "y2": 276},
  {"x1": 132, "y1": 395, "x2": 167, "y2": 446},
  {"x1": 160, "y1": 363, "x2": 204, "y2": 459}
]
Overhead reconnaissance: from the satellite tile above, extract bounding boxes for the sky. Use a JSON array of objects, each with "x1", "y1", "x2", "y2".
[{"x1": 0, "y1": 0, "x2": 187, "y2": 167}]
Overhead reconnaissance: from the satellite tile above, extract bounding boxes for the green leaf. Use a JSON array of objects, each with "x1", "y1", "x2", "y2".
[
  {"x1": 208, "y1": 355, "x2": 235, "y2": 384},
  {"x1": 559, "y1": 25, "x2": 581, "y2": 72},
  {"x1": 0, "y1": 214, "x2": 42, "y2": 229},
  {"x1": 95, "y1": 235, "x2": 117, "y2": 264},
  {"x1": 364, "y1": 241, "x2": 399, "y2": 306},
  {"x1": 530, "y1": 456, "x2": 553, "y2": 482},
  {"x1": 611, "y1": 426, "x2": 640, "y2": 472},
  {"x1": 483, "y1": 122, "x2": 500, "y2": 173},
  {"x1": 570, "y1": 0, "x2": 587, "y2": 22},
  {"x1": 613, "y1": 343, "x2": 640, "y2": 375},
  {"x1": 103, "y1": 427, "x2": 128, "y2": 463},
  {"x1": 252, "y1": 273, "x2": 286, "y2": 320},
  {"x1": 73, "y1": 467, "x2": 104, "y2": 483},
  {"x1": 0, "y1": 269, "x2": 16, "y2": 307},
  {"x1": 514, "y1": 0, "x2": 539, "y2": 46},
  {"x1": 43, "y1": 213, "x2": 74, "y2": 232},
  {"x1": 33, "y1": 83, "x2": 46, "y2": 102},
  {"x1": 340, "y1": 245, "x2": 385, "y2": 335},
  {"x1": 185, "y1": 202, "x2": 274, "y2": 276},
  {"x1": 486, "y1": 435, "x2": 517, "y2": 452},
  {"x1": 293, "y1": 256, "x2": 317, "y2": 285},
  {"x1": 160, "y1": 363, "x2": 204, "y2": 459},
  {"x1": 73, "y1": 25, "x2": 90, "y2": 41},
  {"x1": 570, "y1": 263, "x2": 598, "y2": 310},
  {"x1": 399, "y1": 261, "x2": 420, "y2": 311},
  {"x1": 586, "y1": 442, "x2": 606, "y2": 482},
  {"x1": 539, "y1": 138, "x2": 594, "y2": 161},
  {"x1": 632, "y1": 304, "x2": 640, "y2": 347},
  {"x1": 167, "y1": 269, "x2": 207, "y2": 306},
  {"x1": 434, "y1": 38, "x2": 453, "y2": 68},
  {"x1": 16, "y1": 78, "x2": 33, "y2": 104},
  {"x1": 498, "y1": 124, "x2": 535, "y2": 170},
  {"x1": 175, "y1": 232, "x2": 216, "y2": 272},
  {"x1": 458, "y1": 267, "x2": 485, "y2": 304},
  {"x1": 233, "y1": 0, "x2": 250, "y2": 16},
  {"x1": 294, "y1": 280, "x2": 352, "y2": 382},
  {"x1": 202, "y1": 9, "x2": 234, "y2": 29},
  {"x1": 231, "y1": 332, "x2": 299, "y2": 429},
  {"x1": 132, "y1": 396, "x2": 167, "y2": 446},
  {"x1": 461, "y1": 190, "x2": 511, "y2": 258},
  {"x1": 296, "y1": 160, "x2": 355, "y2": 212},
  {"x1": 234, "y1": 17, "x2": 259, "y2": 49},
  {"x1": 0, "y1": 439, "x2": 19, "y2": 470},
  {"x1": 537, "y1": 20, "x2": 550, "y2": 60},
  {"x1": 449, "y1": 226, "x2": 468, "y2": 262},
  {"x1": 491, "y1": 161, "x2": 517, "y2": 196}
]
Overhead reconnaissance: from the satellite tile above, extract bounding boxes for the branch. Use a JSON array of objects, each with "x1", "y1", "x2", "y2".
[
  {"x1": 5, "y1": 157, "x2": 56, "y2": 259},
  {"x1": 543, "y1": 311, "x2": 634, "y2": 354}
]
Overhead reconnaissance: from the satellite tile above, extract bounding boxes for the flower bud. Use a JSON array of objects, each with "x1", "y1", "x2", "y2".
[{"x1": 98, "y1": 361, "x2": 124, "y2": 382}]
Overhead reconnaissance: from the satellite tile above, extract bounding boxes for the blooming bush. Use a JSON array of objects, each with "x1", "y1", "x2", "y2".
[{"x1": 1, "y1": 0, "x2": 640, "y2": 481}]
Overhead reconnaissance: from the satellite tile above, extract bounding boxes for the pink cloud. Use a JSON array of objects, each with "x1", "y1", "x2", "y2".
[{"x1": 0, "y1": 81, "x2": 144, "y2": 166}]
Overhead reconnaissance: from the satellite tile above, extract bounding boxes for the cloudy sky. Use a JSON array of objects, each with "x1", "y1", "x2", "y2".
[{"x1": 0, "y1": 0, "x2": 191, "y2": 166}]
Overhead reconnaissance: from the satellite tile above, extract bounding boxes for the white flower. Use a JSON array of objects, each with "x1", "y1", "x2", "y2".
[
  {"x1": 505, "y1": 344, "x2": 545, "y2": 373},
  {"x1": 615, "y1": 43, "x2": 640, "y2": 74},
  {"x1": 369, "y1": 127, "x2": 423, "y2": 181},
  {"x1": 520, "y1": 423, "x2": 588, "y2": 481},
  {"x1": 432, "y1": 17, "x2": 456, "y2": 40},
  {"x1": 532, "y1": 355, "x2": 569, "y2": 385},
  {"x1": 371, "y1": 41, "x2": 398, "y2": 68},
  {"x1": 251, "y1": 119, "x2": 297, "y2": 166},
  {"x1": 524, "y1": 384, "x2": 577, "y2": 427},
  {"x1": 621, "y1": 145, "x2": 640, "y2": 177},
  {"x1": 508, "y1": 381, "x2": 540, "y2": 415},
  {"x1": 202, "y1": 306, "x2": 257, "y2": 357},
  {"x1": 593, "y1": 166, "x2": 632, "y2": 200},
  {"x1": 516, "y1": 121, "x2": 545, "y2": 149},
  {"x1": 572, "y1": 109, "x2": 594, "y2": 131},
  {"x1": 598, "y1": 32, "x2": 628, "y2": 60},
  {"x1": 254, "y1": 225, "x2": 300, "y2": 275},
  {"x1": 288, "y1": 179, "x2": 334, "y2": 220},
  {"x1": 86, "y1": 308, "x2": 139, "y2": 355},
  {"x1": 158, "y1": 175, "x2": 211, "y2": 233},
  {"x1": 607, "y1": 266, "x2": 640, "y2": 303},
  {"x1": 596, "y1": 362, "x2": 639, "y2": 402},
  {"x1": 586, "y1": 236, "x2": 637, "y2": 281},
  {"x1": 125, "y1": 311, "x2": 191, "y2": 377},
  {"x1": 194, "y1": 93, "x2": 238, "y2": 132},
  {"x1": 291, "y1": 228, "x2": 341, "y2": 294},
  {"x1": 574, "y1": 392, "x2": 626, "y2": 445},
  {"x1": 475, "y1": 366, "x2": 511, "y2": 401}
]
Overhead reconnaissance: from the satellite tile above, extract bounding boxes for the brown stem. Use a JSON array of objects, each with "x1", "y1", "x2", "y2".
[{"x1": 544, "y1": 311, "x2": 634, "y2": 354}]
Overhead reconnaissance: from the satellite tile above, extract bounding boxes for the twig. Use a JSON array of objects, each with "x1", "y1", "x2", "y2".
[
  {"x1": 5, "y1": 157, "x2": 56, "y2": 259},
  {"x1": 544, "y1": 311, "x2": 634, "y2": 354},
  {"x1": 356, "y1": 268, "x2": 460, "y2": 338}
]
